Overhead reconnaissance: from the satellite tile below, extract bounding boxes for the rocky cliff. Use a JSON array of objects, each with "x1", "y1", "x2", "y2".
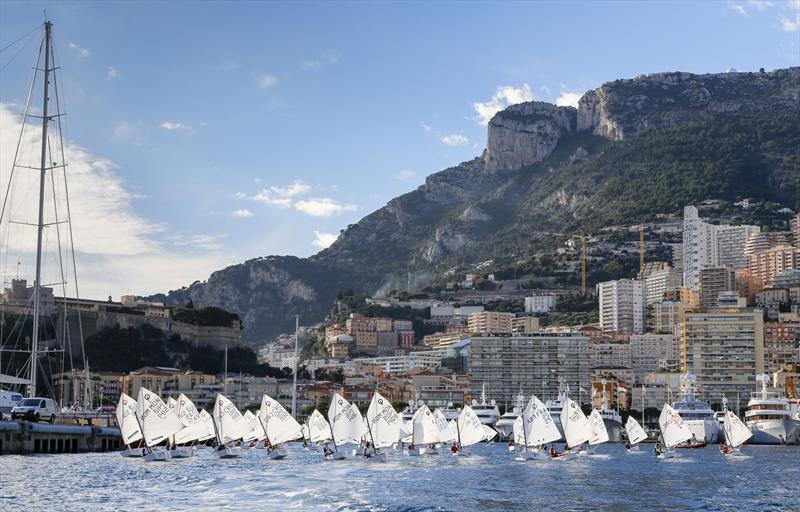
[
  {"x1": 151, "y1": 67, "x2": 800, "y2": 341},
  {"x1": 483, "y1": 102, "x2": 576, "y2": 171}
]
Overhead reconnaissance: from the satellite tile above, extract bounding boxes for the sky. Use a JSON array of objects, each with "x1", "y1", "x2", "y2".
[{"x1": 0, "y1": 1, "x2": 798, "y2": 300}]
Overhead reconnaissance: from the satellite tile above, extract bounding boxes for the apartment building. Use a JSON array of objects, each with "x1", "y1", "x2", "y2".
[
  {"x1": 597, "y1": 279, "x2": 645, "y2": 334},
  {"x1": 698, "y1": 266, "x2": 736, "y2": 308},
  {"x1": 467, "y1": 311, "x2": 513, "y2": 334}
]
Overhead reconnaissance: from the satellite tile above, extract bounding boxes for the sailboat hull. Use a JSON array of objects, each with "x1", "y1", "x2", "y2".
[
  {"x1": 216, "y1": 446, "x2": 241, "y2": 459},
  {"x1": 120, "y1": 447, "x2": 145, "y2": 458},
  {"x1": 363, "y1": 452, "x2": 388, "y2": 462},
  {"x1": 515, "y1": 449, "x2": 549, "y2": 461},
  {"x1": 144, "y1": 449, "x2": 171, "y2": 462},
  {"x1": 170, "y1": 446, "x2": 194, "y2": 458},
  {"x1": 267, "y1": 444, "x2": 289, "y2": 459},
  {"x1": 656, "y1": 449, "x2": 677, "y2": 459},
  {"x1": 325, "y1": 451, "x2": 347, "y2": 460}
]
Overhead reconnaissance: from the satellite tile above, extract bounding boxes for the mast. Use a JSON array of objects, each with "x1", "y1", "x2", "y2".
[
  {"x1": 29, "y1": 21, "x2": 53, "y2": 398},
  {"x1": 327, "y1": 395, "x2": 338, "y2": 452},
  {"x1": 365, "y1": 402, "x2": 378, "y2": 456},
  {"x1": 291, "y1": 314, "x2": 299, "y2": 418},
  {"x1": 223, "y1": 343, "x2": 228, "y2": 395}
]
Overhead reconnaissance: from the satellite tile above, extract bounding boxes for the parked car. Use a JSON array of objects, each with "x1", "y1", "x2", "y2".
[
  {"x1": 0, "y1": 390, "x2": 24, "y2": 420},
  {"x1": 11, "y1": 397, "x2": 58, "y2": 423}
]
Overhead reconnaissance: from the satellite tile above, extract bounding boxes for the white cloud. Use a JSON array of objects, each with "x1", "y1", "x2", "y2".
[
  {"x1": 270, "y1": 180, "x2": 310, "y2": 197},
  {"x1": 440, "y1": 134, "x2": 469, "y2": 146},
  {"x1": 0, "y1": 103, "x2": 236, "y2": 299},
  {"x1": 555, "y1": 92, "x2": 581, "y2": 108},
  {"x1": 244, "y1": 180, "x2": 355, "y2": 217},
  {"x1": 779, "y1": 13, "x2": 799, "y2": 32},
  {"x1": 231, "y1": 208, "x2": 253, "y2": 218},
  {"x1": 420, "y1": 122, "x2": 433, "y2": 134},
  {"x1": 256, "y1": 73, "x2": 278, "y2": 90},
  {"x1": 311, "y1": 230, "x2": 338, "y2": 249},
  {"x1": 294, "y1": 198, "x2": 357, "y2": 217},
  {"x1": 396, "y1": 169, "x2": 416, "y2": 180},
  {"x1": 472, "y1": 83, "x2": 534, "y2": 125},
  {"x1": 159, "y1": 121, "x2": 191, "y2": 130},
  {"x1": 169, "y1": 234, "x2": 229, "y2": 251},
  {"x1": 107, "y1": 66, "x2": 119, "y2": 80},
  {"x1": 540, "y1": 85, "x2": 552, "y2": 97},
  {"x1": 68, "y1": 42, "x2": 89, "y2": 57},
  {"x1": 729, "y1": 2, "x2": 748, "y2": 15}
]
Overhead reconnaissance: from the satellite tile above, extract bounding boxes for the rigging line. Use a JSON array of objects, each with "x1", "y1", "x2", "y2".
[
  {"x1": 51, "y1": 40, "x2": 86, "y2": 377},
  {"x1": 0, "y1": 33, "x2": 43, "y2": 227},
  {"x1": 0, "y1": 25, "x2": 41, "y2": 74},
  {"x1": 0, "y1": 23, "x2": 41, "y2": 54}
]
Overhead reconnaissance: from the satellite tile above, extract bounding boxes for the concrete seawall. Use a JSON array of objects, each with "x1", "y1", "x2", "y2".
[{"x1": 0, "y1": 421, "x2": 121, "y2": 455}]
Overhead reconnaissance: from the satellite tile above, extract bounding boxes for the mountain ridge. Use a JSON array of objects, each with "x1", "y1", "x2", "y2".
[{"x1": 149, "y1": 67, "x2": 800, "y2": 341}]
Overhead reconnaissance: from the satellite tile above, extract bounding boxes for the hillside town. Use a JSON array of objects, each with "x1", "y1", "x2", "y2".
[{"x1": 35, "y1": 205, "x2": 799, "y2": 427}]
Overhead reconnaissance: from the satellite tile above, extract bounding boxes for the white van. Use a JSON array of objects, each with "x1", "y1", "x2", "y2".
[
  {"x1": 0, "y1": 390, "x2": 24, "y2": 419},
  {"x1": 11, "y1": 397, "x2": 58, "y2": 423}
]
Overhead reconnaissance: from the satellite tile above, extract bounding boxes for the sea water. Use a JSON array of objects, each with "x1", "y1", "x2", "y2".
[{"x1": 1, "y1": 443, "x2": 798, "y2": 511}]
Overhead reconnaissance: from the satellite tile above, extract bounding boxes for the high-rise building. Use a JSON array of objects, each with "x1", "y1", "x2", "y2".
[
  {"x1": 468, "y1": 333, "x2": 591, "y2": 404},
  {"x1": 747, "y1": 245, "x2": 800, "y2": 284},
  {"x1": 698, "y1": 266, "x2": 737, "y2": 308},
  {"x1": 683, "y1": 206, "x2": 718, "y2": 290},
  {"x1": 680, "y1": 308, "x2": 764, "y2": 398},
  {"x1": 629, "y1": 333, "x2": 680, "y2": 385},
  {"x1": 763, "y1": 315, "x2": 800, "y2": 373},
  {"x1": 682, "y1": 206, "x2": 759, "y2": 290},
  {"x1": 717, "y1": 224, "x2": 761, "y2": 270},
  {"x1": 792, "y1": 213, "x2": 800, "y2": 246},
  {"x1": 644, "y1": 267, "x2": 683, "y2": 305},
  {"x1": 650, "y1": 301, "x2": 684, "y2": 334},
  {"x1": 467, "y1": 311, "x2": 513, "y2": 334},
  {"x1": 671, "y1": 243, "x2": 684, "y2": 276},
  {"x1": 598, "y1": 279, "x2": 645, "y2": 333}
]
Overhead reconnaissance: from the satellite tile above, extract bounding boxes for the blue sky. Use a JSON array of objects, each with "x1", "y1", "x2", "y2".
[{"x1": 1, "y1": 1, "x2": 798, "y2": 299}]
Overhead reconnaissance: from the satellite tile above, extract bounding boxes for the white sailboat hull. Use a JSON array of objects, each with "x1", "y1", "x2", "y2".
[
  {"x1": 144, "y1": 449, "x2": 171, "y2": 462},
  {"x1": 267, "y1": 444, "x2": 289, "y2": 459},
  {"x1": 515, "y1": 449, "x2": 549, "y2": 462},
  {"x1": 120, "y1": 447, "x2": 145, "y2": 458},
  {"x1": 657, "y1": 449, "x2": 678, "y2": 459},
  {"x1": 216, "y1": 446, "x2": 241, "y2": 459},
  {"x1": 325, "y1": 450, "x2": 347, "y2": 460},
  {"x1": 363, "y1": 451, "x2": 388, "y2": 462},
  {"x1": 170, "y1": 446, "x2": 194, "y2": 459}
]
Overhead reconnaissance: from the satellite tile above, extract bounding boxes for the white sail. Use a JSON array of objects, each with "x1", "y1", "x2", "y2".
[
  {"x1": 242, "y1": 410, "x2": 266, "y2": 442},
  {"x1": 724, "y1": 410, "x2": 752, "y2": 449},
  {"x1": 213, "y1": 394, "x2": 250, "y2": 445},
  {"x1": 588, "y1": 410, "x2": 610, "y2": 445},
  {"x1": 658, "y1": 403, "x2": 693, "y2": 448},
  {"x1": 432, "y1": 408, "x2": 456, "y2": 443},
  {"x1": 366, "y1": 392, "x2": 403, "y2": 448},
  {"x1": 456, "y1": 405, "x2": 485, "y2": 447},
  {"x1": 411, "y1": 404, "x2": 439, "y2": 444},
  {"x1": 560, "y1": 397, "x2": 591, "y2": 449},
  {"x1": 512, "y1": 416, "x2": 526, "y2": 445},
  {"x1": 198, "y1": 409, "x2": 216, "y2": 442},
  {"x1": 135, "y1": 387, "x2": 184, "y2": 447},
  {"x1": 327, "y1": 392, "x2": 365, "y2": 445},
  {"x1": 115, "y1": 393, "x2": 142, "y2": 445},
  {"x1": 482, "y1": 424, "x2": 498, "y2": 442},
  {"x1": 625, "y1": 416, "x2": 648, "y2": 446},
  {"x1": 173, "y1": 394, "x2": 208, "y2": 445},
  {"x1": 259, "y1": 394, "x2": 303, "y2": 445},
  {"x1": 522, "y1": 395, "x2": 561, "y2": 446},
  {"x1": 308, "y1": 409, "x2": 332, "y2": 443}
]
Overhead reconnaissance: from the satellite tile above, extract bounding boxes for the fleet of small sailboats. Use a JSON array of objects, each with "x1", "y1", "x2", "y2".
[{"x1": 116, "y1": 390, "x2": 757, "y2": 463}]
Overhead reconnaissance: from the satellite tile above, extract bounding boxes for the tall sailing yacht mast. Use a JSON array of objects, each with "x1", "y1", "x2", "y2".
[
  {"x1": 28, "y1": 20, "x2": 53, "y2": 398},
  {"x1": 2, "y1": 19, "x2": 86, "y2": 404}
]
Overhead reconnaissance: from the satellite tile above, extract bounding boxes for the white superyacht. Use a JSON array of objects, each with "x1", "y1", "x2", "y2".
[
  {"x1": 671, "y1": 373, "x2": 718, "y2": 444},
  {"x1": 745, "y1": 374, "x2": 800, "y2": 445}
]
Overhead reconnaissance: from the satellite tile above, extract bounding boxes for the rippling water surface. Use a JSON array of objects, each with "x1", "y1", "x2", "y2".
[{"x1": 1, "y1": 444, "x2": 798, "y2": 511}]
